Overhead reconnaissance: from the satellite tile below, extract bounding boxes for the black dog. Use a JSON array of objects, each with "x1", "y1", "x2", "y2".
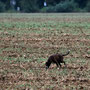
[{"x1": 45, "y1": 50, "x2": 70, "y2": 69}]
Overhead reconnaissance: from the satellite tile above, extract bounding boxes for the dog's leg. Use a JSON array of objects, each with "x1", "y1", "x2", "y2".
[
  {"x1": 58, "y1": 63, "x2": 61, "y2": 68},
  {"x1": 56, "y1": 62, "x2": 61, "y2": 69},
  {"x1": 56, "y1": 62, "x2": 59, "y2": 67}
]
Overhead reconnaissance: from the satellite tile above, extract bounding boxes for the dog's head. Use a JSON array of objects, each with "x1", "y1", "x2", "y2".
[{"x1": 45, "y1": 61, "x2": 50, "y2": 69}]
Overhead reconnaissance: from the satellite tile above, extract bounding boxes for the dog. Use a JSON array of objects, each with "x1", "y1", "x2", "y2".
[{"x1": 45, "y1": 50, "x2": 70, "y2": 69}]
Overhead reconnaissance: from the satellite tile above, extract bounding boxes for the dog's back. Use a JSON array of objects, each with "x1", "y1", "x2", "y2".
[{"x1": 48, "y1": 54, "x2": 63, "y2": 63}]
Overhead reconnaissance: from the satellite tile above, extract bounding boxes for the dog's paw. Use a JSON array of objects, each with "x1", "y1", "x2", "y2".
[{"x1": 57, "y1": 67, "x2": 60, "y2": 70}]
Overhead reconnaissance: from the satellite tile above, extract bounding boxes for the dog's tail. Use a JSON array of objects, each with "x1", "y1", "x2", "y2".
[{"x1": 62, "y1": 50, "x2": 70, "y2": 56}]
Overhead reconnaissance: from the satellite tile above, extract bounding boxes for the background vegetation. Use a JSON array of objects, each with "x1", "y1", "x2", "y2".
[{"x1": 0, "y1": 0, "x2": 90, "y2": 12}]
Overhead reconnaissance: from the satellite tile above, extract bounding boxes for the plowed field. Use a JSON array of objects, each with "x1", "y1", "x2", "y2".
[{"x1": 0, "y1": 13, "x2": 90, "y2": 90}]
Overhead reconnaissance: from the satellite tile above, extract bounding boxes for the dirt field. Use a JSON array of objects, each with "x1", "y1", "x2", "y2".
[{"x1": 0, "y1": 13, "x2": 90, "y2": 90}]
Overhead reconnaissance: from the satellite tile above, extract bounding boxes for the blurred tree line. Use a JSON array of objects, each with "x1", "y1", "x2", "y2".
[{"x1": 0, "y1": 0, "x2": 90, "y2": 12}]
